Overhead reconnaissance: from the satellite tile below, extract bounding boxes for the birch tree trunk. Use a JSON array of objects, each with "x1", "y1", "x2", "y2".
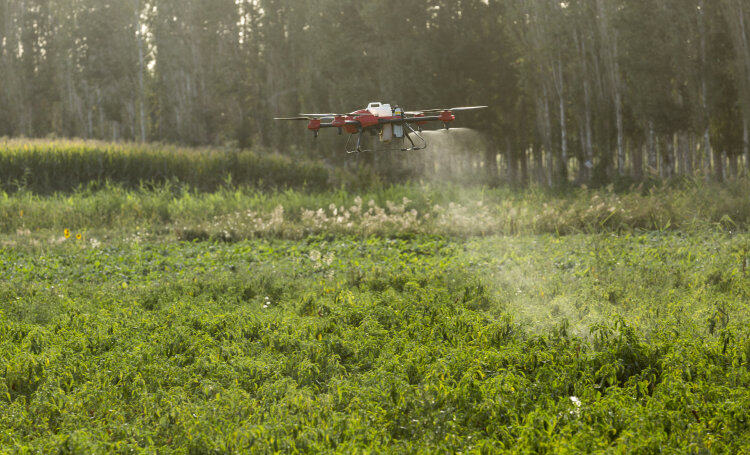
[
  {"x1": 703, "y1": 129, "x2": 712, "y2": 179},
  {"x1": 632, "y1": 139, "x2": 643, "y2": 180},
  {"x1": 687, "y1": 133, "x2": 700, "y2": 175},
  {"x1": 699, "y1": 0, "x2": 713, "y2": 180},
  {"x1": 484, "y1": 145, "x2": 498, "y2": 186},
  {"x1": 578, "y1": 123, "x2": 586, "y2": 183},
  {"x1": 520, "y1": 148, "x2": 529, "y2": 186},
  {"x1": 541, "y1": 88, "x2": 554, "y2": 187},
  {"x1": 97, "y1": 88, "x2": 105, "y2": 139},
  {"x1": 532, "y1": 141, "x2": 544, "y2": 186},
  {"x1": 647, "y1": 121, "x2": 657, "y2": 175},
  {"x1": 552, "y1": 57, "x2": 567, "y2": 183},
  {"x1": 663, "y1": 135, "x2": 675, "y2": 179},
  {"x1": 576, "y1": 29, "x2": 594, "y2": 182},
  {"x1": 744, "y1": 115, "x2": 749, "y2": 173},
  {"x1": 678, "y1": 132, "x2": 689, "y2": 175},
  {"x1": 135, "y1": 0, "x2": 146, "y2": 143},
  {"x1": 615, "y1": 90, "x2": 624, "y2": 175},
  {"x1": 596, "y1": 0, "x2": 625, "y2": 176},
  {"x1": 506, "y1": 137, "x2": 517, "y2": 186},
  {"x1": 736, "y1": 2, "x2": 750, "y2": 89}
]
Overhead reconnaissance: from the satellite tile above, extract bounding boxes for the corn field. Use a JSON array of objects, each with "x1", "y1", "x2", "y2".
[{"x1": 0, "y1": 139, "x2": 329, "y2": 193}]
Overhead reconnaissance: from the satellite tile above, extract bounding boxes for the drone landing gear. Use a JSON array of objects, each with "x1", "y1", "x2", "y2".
[
  {"x1": 345, "y1": 123, "x2": 427, "y2": 154},
  {"x1": 345, "y1": 129, "x2": 365, "y2": 154},
  {"x1": 401, "y1": 123, "x2": 427, "y2": 152}
]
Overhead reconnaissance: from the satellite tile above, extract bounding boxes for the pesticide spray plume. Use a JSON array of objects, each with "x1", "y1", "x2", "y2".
[
  {"x1": 405, "y1": 127, "x2": 491, "y2": 184},
  {"x1": 401, "y1": 129, "x2": 597, "y2": 336}
]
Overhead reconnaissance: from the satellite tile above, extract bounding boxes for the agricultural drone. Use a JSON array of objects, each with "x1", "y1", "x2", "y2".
[{"x1": 275, "y1": 102, "x2": 487, "y2": 153}]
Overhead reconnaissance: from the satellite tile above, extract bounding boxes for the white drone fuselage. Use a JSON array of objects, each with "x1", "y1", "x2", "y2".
[{"x1": 366, "y1": 102, "x2": 404, "y2": 142}]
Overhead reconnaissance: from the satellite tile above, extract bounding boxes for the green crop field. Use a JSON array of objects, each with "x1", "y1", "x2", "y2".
[{"x1": 2, "y1": 142, "x2": 750, "y2": 453}]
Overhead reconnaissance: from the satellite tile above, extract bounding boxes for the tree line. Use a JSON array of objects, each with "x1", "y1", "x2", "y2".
[{"x1": 1, "y1": 0, "x2": 749, "y2": 186}]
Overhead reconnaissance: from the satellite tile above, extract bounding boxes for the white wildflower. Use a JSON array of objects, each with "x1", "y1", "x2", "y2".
[{"x1": 570, "y1": 396, "x2": 581, "y2": 417}]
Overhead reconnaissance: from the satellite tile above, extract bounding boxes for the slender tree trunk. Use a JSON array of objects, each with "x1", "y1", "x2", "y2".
[
  {"x1": 584, "y1": 104, "x2": 594, "y2": 181},
  {"x1": 704, "y1": 128, "x2": 712, "y2": 179},
  {"x1": 553, "y1": 57, "x2": 568, "y2": 183},
  {"x1": 135, "y1": 0, "x2": 146, "y2": 143},
  {"x1": 66, "y1": 60, "x2": 78, "y2": 137},
  {"x1": 506, "y1": 137, "x2": 517, "y2": 186},
  {"x1": 699, "y1": 0, "x2": 713, "y2": 181},
  {"x1": 97, "y1": 88, "x2": 104, "y2": 138},
  {"x1": 688, "y1": 134, "x2": 696, "y2": 175},
  {"x1": 678, "y1": 132, "x2": 689, "y2": 175},
  {"x1": 596, "y1": 0, "x2": 624, "y2": 176},
  {"x1": 658, "y1": 137, "x2": 664, "y2": 179},
  {"x1": 743, "y1": 114, "x2": 749, "y2": 174},
  {"x1": 541, "y1": 89, "x2": 553, "y2": 186},
  {"x1": 485, "y1": 144, "x2": 498, "y2": 186},
  {"x1": 713, "y1": 149, "x2": 724, "y2": 181},
  {"x1": 664, "y1": 134, "x2": 675, "y2": 178},
  {"x1": 532, "y1": 141, "x2": 544, "y2": 186},
  {"x1": 647, "y1": 121, "x2": 657, "y2": 175},
  {"x1": 615, "y1": 92, "x2": 624, "y2": 176},
  {"x1": 87, "y1": 109, "x2": 93, "y2": 139},
  {"x1": 578, "y1": 123, "x2": 586, "y2": 183},
  {"x1": 632, "y1": 139, "x2": 643, "y2": 181},
  {"x1": 520, "y1": 147, "x2": 529, "y2": 186},
  {"x1": 576, "y1": 30, "x2": 594, "y2": 182},
  {"x1": 739, "y1": 4, "x2": 750, "y2": 85}
]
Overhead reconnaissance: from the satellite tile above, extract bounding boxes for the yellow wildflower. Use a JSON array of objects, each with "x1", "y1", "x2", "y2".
[
  {"x1": 76, "y1": 233, "x2": 82, "y2": 240},
  {"x1": 64, "y1": 229, "x2": 71, "y2": 239}
]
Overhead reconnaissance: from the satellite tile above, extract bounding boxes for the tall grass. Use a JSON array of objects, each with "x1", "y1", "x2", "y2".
[
  {"x1": 3, "y1": 178, "x2": 750, "y2": 238},
  {"x1": 0, "y1": 138, "x2": 329, "y2": 193}
]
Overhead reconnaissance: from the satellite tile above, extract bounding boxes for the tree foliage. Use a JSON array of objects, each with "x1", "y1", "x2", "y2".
[{"x1": 1, "y1": 0, "x2": 749, "y2": 185}]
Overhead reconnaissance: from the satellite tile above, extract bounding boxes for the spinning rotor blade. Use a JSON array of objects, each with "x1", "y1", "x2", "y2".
[
  {"x1": 298, "y1": 113, "x2": 340, "y2": 118},
  {"x1": 450, "y1": 106, "x2": 489, "y2": 111},
  {"x1": 275, "y1": 112, "x2": 344, "y2": 120},
  {"x1": 405, "y1": 106, "x2": 488, "y2": 115}
]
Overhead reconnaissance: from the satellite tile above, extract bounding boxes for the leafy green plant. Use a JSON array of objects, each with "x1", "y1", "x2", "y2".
[{"x1": 0, "y1": 232, "x2": 748, "y2": 452}]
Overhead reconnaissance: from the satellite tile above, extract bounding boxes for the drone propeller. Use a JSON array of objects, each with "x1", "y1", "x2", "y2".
[
  {"x1": 450, "y1": 106, "x2": 489, "y2": 111},
  {"x1": 274, "y1": 113, "x2": 341, "y2": 121},
  {"x1": 405, "y1": 106, "x2": 488, "y2": 115},
  {"x1": 298, "y1": 113, "x2": 341, "y2": 118}
]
